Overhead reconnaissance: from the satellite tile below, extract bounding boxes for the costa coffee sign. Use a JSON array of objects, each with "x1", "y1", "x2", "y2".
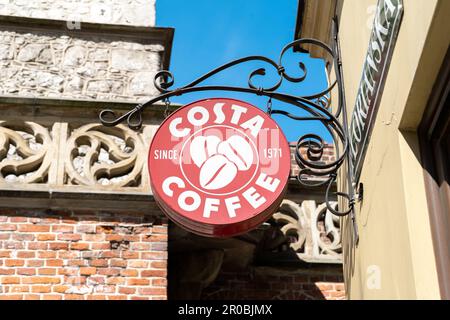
[{"x1": 148, "y1": 98, "x2": 290, "y2": 237}]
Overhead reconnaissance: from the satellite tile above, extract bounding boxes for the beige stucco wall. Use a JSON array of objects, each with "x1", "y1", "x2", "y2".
[{"x1": 339, "y1": 0, "x2": 450, "y2": 299}]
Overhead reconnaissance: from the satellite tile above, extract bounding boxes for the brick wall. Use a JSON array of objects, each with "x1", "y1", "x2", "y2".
[
  {"x1": 0, "y1": 209, "x2": 168, "y2": 300},
  {"x1": 201, "y1": 268, "x2": 345, "y2": 300}
]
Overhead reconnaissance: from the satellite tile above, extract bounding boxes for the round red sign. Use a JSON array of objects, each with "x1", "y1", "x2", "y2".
[{"x1": 148, "y1": 98, "x2": 290, "y2": 237}]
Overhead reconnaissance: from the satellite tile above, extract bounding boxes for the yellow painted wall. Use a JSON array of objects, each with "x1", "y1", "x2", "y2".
[{"x1": 339, "y1": 0, "x2": 450, "y2": 299}]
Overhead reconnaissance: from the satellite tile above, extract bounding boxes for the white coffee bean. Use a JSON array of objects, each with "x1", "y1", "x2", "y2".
[
  {"x1": 217, "y1": 135, "x2": 253, "y2": 171},
  {"x1": 199, "y1": 154, "x2": 237, "y2": 190},
  {"x1": 189, "y1": 135, "x2": 221, "y2": 167}
]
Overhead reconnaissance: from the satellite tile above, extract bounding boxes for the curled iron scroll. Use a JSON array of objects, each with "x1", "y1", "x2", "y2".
[{"x1": 99, "y1": 34, "x2": 355, "y2": 218}]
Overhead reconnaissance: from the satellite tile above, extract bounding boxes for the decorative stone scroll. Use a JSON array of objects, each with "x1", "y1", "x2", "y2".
[
  {"x1": 0, "y1": 119, "x2": 154, "y2": 195},
  {"x1": 269, "y1": 199, "x2": 342, "y2": 263},
  {"x1": 64, "y1": 124, "x2": 145, "y2": 188},
  {"x1": 0, "y1": 121, "x2": 54, "y2": 184}
]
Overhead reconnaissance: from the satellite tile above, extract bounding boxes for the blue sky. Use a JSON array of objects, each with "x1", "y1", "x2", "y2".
[{"x1": 156, "y1": 0, "x2": 330, "y2": 142}]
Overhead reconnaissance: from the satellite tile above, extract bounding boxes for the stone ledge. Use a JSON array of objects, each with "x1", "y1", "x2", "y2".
[{"x1": 0, "y1": 14, "x2": 174, "y2": 70}]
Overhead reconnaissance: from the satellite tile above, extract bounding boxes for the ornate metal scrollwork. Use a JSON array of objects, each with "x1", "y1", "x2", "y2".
[{"x1": 99, "y1": 19, "x2": 359, "y2": 239}]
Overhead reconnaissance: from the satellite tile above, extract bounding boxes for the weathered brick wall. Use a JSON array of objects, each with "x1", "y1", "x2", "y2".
[
  {"x1": 0, "y1": 0, "x2": 156, "y2": 26},
  {"x1": 201, "y1": 268, "x2": 345, "y2": 300},
  {"x1": 0, "y1": 209, "x2": 168, "y2": 300}
]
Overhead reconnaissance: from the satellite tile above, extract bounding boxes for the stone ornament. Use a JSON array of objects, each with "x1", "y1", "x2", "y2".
[
  {"x1": 270, "y1": 199, "x2": 342, "y2": 263},
  {"x1": 0, "y1": 121, "x2": 54, "y2": 184},
  {"x1": 64, "y1": 123, "x2": 145, "y2": 187}
]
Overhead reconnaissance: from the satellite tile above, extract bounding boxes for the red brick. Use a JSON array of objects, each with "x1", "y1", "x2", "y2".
[
  {"x1": 9, "y1": 217, "x2": 27, "y2": 223},
  {"x1": 58, "y1": 268, "x2": 78, "y2": 276},
  {"x1": 138, "y1": 287, "x2": 166, "y2": 295},
  {"x1": 53, "y1": 285, "x2": 70, "y2": 293},
  {"x1": 141, "y1": 269, "x2": 167, "y2": 277},
  {"x1": 49, "y1": 242, "x2": 69, "y2": 250},
  {"x1": 148, "y1": 234, "x2": 168, "y2": 242},
  {"x1": 0, "y1": 295, "x2": 23, "y2": 300},
  {"x1": 98, "y1": 251, "x2": 120, "y2": 258},
  {"x1": 27, "y1": 260, "x2": 44, "y2": 267},
  {"x1": 32, "y1": 285, "x2": 52, "y2": 293},
  {"x1": 90, "y1": 259, "x2": 108, "y2": 267},
  {"x1": 0, "y1": 250, "x2": 11, "y2": 258},
  {"x1": 141, "y1": 252, "x2": 167, "y2": 260},
  {"x1": 127, "y1": 278, "x2": 149, "y2": 286},
  {"x1": 106, "y1": 277, "x2": 125, "y2": 285},
  {"x1": 52, "y1": 225, "x2": 74, "y2": 233},
  {"x1": 10, "y1": 285, "x2": 30, "y2": 293},
  {"x1": 152, "y1": 278, "x2": 167, "y2": 287},
  {"x1": 17, "y1": 268, "x2": 36, "y2": 276},
  {"x1": 91, "y1": 242, "x2": 110, "y2": 250},
  {"x1": 87, "y1": 276, "x2": 105, "y2": 285},
  {"x1": 120, "y1": 269, "x2": 138, "y2": 277},
  {"x1": 152, "y1": 226, "x2": 167, "y2": 234},
  {"x1": 12, "y1": 233, "x2": 35, "y2": 241},
  {"x1": 22, "y1": 277, "x2": 61, "y2": 284},
  {"x1": 3, "y1": 241, "x2": 24, "y2": 249},
  {"x1": 80, "y1": 267, "x2": 96, "y2": 275},
  {"x1": 38, "y1": 251, "x2": 57, "y2": 259},
  {"x1": 0, "y1": 224, "x2": 17, "y2": 231},
  {"x1": 1, "y1": 277, "x2": 21, "y2": 284},
  {"x1": 0, "y1": 268, "x2": 15, "y2": 275},
  {"x1": 150, "y1": 261, "x2": 167, "y2": 269},
  {"x1": 17, "y1": 251, "x2": 36, "y2": 258},
  {"x1": 130, "y1": 243, "x2": 151, "y2": 251},
  {"x1": 118, "y1": 287, "x2": 136, "y2": 295},
  {"x1": 5, "y1": 259, "x2": 25, "y2": 267},
  {"x1": 128, "y1": 260, "x2": 148, "y2": 268},
  {"x1": 18, "y1": 225, "x2": 50, "y2": 232},
  {"x1": 38, "y1": 268, "x2": 57, "y2": 276},
  {"x1": 58, "y1": 251, "x2": 79, "y2": 259},
  {"x1": 65, "y1": 277, "x2": 86, "y2": 285},
  {"x1": 70, "y1": 243, "x2": 90, "y2": 250},
  {"x1": 83, "y1": 234, "x2": 105, "y2": 241},
  {"x1": 110, "y1": 259, "x2": 127, "y2": 267},
  {"x1": 28, "y1": 242, "x2": 48, "y2": 250},
  {"x1": 46, "y1": 259, "x2": 64, "y2": 267},
  {"x1": 123, "y1": 235, "x2": 140, "y2": 242},
  {"x1": 105, "y1": 234, "x2": 123, "y2": 242},
  {"x1": 122, "y1": 252, "x2": 139, "y2": 259},
  {"x1": 75, "y1": 225, "x2": 96, "y2": 234},
  {"x1": 67, "y1": 260, "x2": 86, "y2": 267},
  {"x1": 97, "y1": 268, "x2": 121, "y2": 276},
  {"x1": 57, "y1": 233, "x2": 81, "y2": 241},
  {"x1": 37, "y1": 234, "x2": 55, "y2": 241},
  {"x1": 0, "y1": 233, "x2": 10, "y2": 240}
]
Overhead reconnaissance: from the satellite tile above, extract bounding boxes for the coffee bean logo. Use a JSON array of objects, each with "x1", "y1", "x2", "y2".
[
  {"x1": 190, "y1": 135, "x2": 221, "y2": 167},
  {"x1": 217, "y1": 135, "x2": 253, "y2": 170},
  {"x1": 199, "y1": 154, "x2": 238, "y2": 190},
  {"x1": 189, "y1": 134, "x2": 255, "y2": 190}
]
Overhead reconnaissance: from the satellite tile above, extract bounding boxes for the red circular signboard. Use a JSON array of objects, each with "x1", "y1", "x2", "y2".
[{"x1": 148, "y1": 98, "x2": 290, "y2": 237}]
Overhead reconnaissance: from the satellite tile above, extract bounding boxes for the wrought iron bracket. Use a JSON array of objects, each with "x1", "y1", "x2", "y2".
[{"x1": 99, "y1": 17, "x2": 360, "y2": 243}]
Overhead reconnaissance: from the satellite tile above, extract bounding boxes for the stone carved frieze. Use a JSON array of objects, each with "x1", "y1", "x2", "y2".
[
  {"x1": 267, "y1": 199, "x2": 342, "y2": 263},
  {"x1": 0, "y1": 121, "x2": 54, "y2": 184},
  {"x1": 64, "y1": 124, "x2": 145, "y2": 188},
  {"x1": 0, "y1": 119, "x2": 153, "y2": 196}
]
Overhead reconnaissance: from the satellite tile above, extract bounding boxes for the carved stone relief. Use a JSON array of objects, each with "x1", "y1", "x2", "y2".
[{"x1": 263, "y1": 199, "x2": 342, "y2": 263}]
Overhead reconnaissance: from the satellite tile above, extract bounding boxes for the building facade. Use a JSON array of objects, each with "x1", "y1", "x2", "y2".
[
  {"x1": 296, "y1": 0, "x2": 450, "y2": 299},
  {"x1": 0, "y1": 1, "x2": 346, "y2": 300}
]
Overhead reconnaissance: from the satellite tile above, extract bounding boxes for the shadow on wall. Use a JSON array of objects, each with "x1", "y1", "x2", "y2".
[{"x1": 168, "y1": 224, "x2": 345, "y2": 300}]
